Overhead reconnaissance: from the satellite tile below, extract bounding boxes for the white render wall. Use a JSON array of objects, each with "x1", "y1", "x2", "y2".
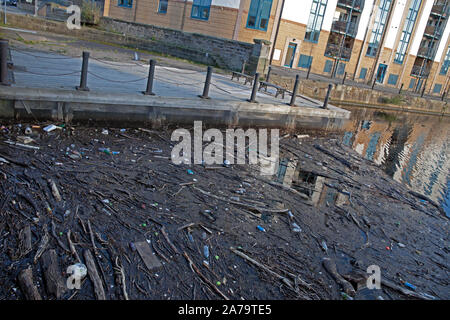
[
  {"x1": 384, "y1": 0, "x2": 408, "y2": 49},
  {"x1": 410, "y1": 0, "x2": 434, "y2": 56},
  {"x1": 322, "y1": 0, "x2": 339, "y2": 31},
  {"x1": 356, "y1": 0, "x2": 375, "y2": 40},
  {"x1": 281, "y1": 0, "x2": 314, "y2": 25}
]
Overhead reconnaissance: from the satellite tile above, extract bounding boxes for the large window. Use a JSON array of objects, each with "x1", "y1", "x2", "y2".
[
  {"x1": 440, "y1": 46, "x2": 450, "y2": 75},
  {"x1": 118, "y1": 0, "x2": 132, "y2": 8},
  {"x1": 247, "y1": 0, "x2": 273, "y2": 31},
  {"x1": 394, "y1": 0, "x2": 421, "y2": 64},
  {"x1": 367, "y1": 0, "x2": 392, "y2": 57},
  {"x1": 158, "y1": 0, "x2": 168, "y2": 14},
  {"x1": 191, "y1": 0, "x2": 211, "y2": 20},
  {"x1": 305, "y1": 0, "x2": 328, "y2": 43}
]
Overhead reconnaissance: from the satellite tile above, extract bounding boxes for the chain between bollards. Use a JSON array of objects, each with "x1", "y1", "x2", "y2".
[
  {"x1": 0, "y1": 39, "x2": 10, "y2": 86},
  {"x1": 199, "y1": 66, "x2": 213, "y2": 99},
  {"x1": 248, "y1": 72, "x2": 259, "y2": 103},
  {"x1": 76, "y1": 51, "x2": 90, "y2": 91},
  {"x1": 290, "y1": 74, "x2": 300, "y2": 107},
  {"x1": 323, "y1": 84, "x2": 333, "y2": 109},
  {"x1": 143, "y1": 59, "x2": 156, "y2": 95}
]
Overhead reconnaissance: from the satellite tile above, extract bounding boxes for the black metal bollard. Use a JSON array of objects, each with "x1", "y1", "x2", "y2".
[
  {"x1": 371, "y1": 78, "x2": 376, "y2": 90},
  {"x1": 266, "y1": 66, "x2": 272, "y2": 82},
  {"x1": 248, "y1": 72, "x2": 259, "y2": 103},
  {"x1": 323, "y1": 84, "x2": 333, "y2": 109},
  {"x1": 290, "y1": 75, "x2": 300, "y2": 107},
  {"x1": 199, "y1": 66, "x2": 212, "y2": 99},
  {"x1": 307, "y1": 64, "x2": 312, "y2": 79},
  {"x1": 398, "y1": 83, "x2": 404, "y2": 94},
  {"x1": 0, "y1": 40, "x2": 10, "y2": 86},
  {"x1": 442, "y1": 91, "x2": 447, "y2": 101},
  {"x1": 143, "y1": 59, "x2": 156, "y2": 95},
  {"x1": 421, "y1": 85, "x2": 426, "y2": 97},
  {"x1": 342, "y1": 72, "x2": 347, "y2": 85},
  {"x1": 76, "y1": 51, "x2": 90, "y2": 91}
]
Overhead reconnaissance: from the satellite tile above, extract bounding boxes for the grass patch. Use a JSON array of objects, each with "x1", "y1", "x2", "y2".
[{"x1": 379, "y1": 95, "x2": 403, "y2": 105}]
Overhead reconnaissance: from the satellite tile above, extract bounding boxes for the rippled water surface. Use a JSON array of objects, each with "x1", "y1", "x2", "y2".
[{"x1": 337, "y1": 107, "x2": 449, "y2": 216}]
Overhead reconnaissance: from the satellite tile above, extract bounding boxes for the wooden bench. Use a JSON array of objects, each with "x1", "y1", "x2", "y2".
[
  {"x1": 258, "y1": 81, "x2": 287, "y2": 99},
  {"x1": 231, "y1": 71, "x2": 254, "y2": 85}
]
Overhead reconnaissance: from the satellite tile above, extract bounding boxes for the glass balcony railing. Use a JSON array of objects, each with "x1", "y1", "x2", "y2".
[
  {"x1": 417, "y1": 46, "x2": 436, "y2": 59},
  {"x1": 424, "y1": 25, "x2": 443, "y2": 37},
  {"x1": 331, "y1": 20, "x2": 358, "y2": 37},
  {"x1": 411, "y1": 65, "x2": 430, "y2": 77},
  {"x1": 431, "y1": 2, "x2": 449, "y2": 16},
  {"x1": 337, "y1": 0, "x2": 363, "y2": 12},
  {"x1": 324, "y1": 43, "x2": 352, "y2": 60}
]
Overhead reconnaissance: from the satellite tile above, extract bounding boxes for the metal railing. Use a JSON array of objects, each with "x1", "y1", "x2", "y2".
[
  {"x1": 324, "y1": 43, "x2": 352, "y2": 60},
  {"x1": 337, "y1": 0, "x2": 363, "y2": 11},
  {"x1": 331, "y1": 20, "x2": 358, "y2": 37},
  {"x1": 424, "y1": 25, "x2": 443, "y2": 37},
  {"x1": 431, "y1": 2, "x2": 449, "y2": 16},
  {"x1": 411, "y1": 65, "x2": 430, "y2": 77},
  {"x1": 417, "y1": 46, "x2": 436, "y2": 59}
]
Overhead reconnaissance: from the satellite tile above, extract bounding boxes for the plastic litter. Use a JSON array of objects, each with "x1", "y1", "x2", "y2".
[
  {"x1": 187, "y1": 169, "x2": 194, "y2": 175},
  {"x1": 223, "y1": 160, "x2": 231, "y2": 168},
  {"x1": 404, "y1": 282, "x2": 416, "y2": 291},
  {"x1": 257, "y1": 225, "x2": 266, "y2": 232},
  {"x1": 68, "y1": 263, "x2": 88, "y2": 280},
  {"x1": 203, "y1": 245, "x2": 209, "y2": 259},
  {"x1": 292, "y1": 222, "x2": 302, "y2": 232},
  {"x1": 43, "y1": 124, "x2": 58, "y2": 132}
]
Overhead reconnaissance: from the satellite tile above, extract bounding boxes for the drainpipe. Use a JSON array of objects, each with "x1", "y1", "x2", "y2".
[
  {"x1": 269, "y1": 0, "x2": 285, "y2": 65},
  {"x1": 368, "y1": 0, "x2": 394, "y2": 85},
  {"x1": 181, "y1": 0, "x2": 188, "y2": 31}
]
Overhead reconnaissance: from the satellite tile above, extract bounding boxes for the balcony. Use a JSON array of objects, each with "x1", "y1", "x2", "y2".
[
  {"x1": 417, "y1": 46, "x2": 436, "y2": 59},
  {"x1": 431, "y1": 2, "x2": 449, "y2": 17},
  {"x1": 325, "y1": 43, "x2": 352, "y2": 60},
  {"x1": 337, "y1": 0, "x2": 363, "y2": 12},
  {"x1": 331, "y1": 20, "x2": 358, "y2": 37},
  {"x1": 423, "y1": 25, "x2": 442, "y2": 38},
  {"x1": 411, "y1": 65, "x2": 430, "y2": 78}
]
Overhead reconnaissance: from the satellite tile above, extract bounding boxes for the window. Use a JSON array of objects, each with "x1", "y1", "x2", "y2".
[
  {"x1": 440, "y1": 46, "x2": 450, "y2": 75},
  {"x1": 387, "y1": 74, "x2": 398, "y2": 85},
  {"x1": 305, "y1": 0, "x2": 328, "y2": 43},
  {"x1": 324, "y1": 60, "x2": 333, "y2": 73},
  {"x1": 247, "y1": 0, "x2": 273, "y2": 31},
  {"x1": 337, "y1": 62, "x2": 346, "y2": 75},
  {"x1": 118, "y1": 0, "x2": 132, "y2": 8},
  {"x1": 367, "y1": 0, "x2": 392, "y2": 57},
  {"x1": 409, "y1": 78, "x2": 416, "y2": 89},
  {"x1": 359, "y1": 67, "x2": 367, "y2": 79},
  {"x1": 158, "y1": 0, "x2": 168, "y2": 13},
  {"x1": 191, "y1": 0, "x2": 211, "y2": 20},
  {"x1": 395, "y1": 0, "x2": 421, "y2": 64},
  {"x1": 433, "y1": 84, "x2": 442, "y2": 94},
  {"x1": 298, "y1": 55, "x2": 313, "y2": 69}
]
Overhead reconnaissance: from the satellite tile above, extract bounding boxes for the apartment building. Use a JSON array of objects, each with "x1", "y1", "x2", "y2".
[{"x1": 103, "y1": 0, "x2": 450, "y2": 95}]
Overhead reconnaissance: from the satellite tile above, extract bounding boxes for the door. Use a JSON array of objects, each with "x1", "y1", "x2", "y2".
[
  {"x1": 376, "y1": 64, "x2": 387, "y2": 83},
  {"x1": 284, "y1": 43, "x2": 297, "y2": 68}
]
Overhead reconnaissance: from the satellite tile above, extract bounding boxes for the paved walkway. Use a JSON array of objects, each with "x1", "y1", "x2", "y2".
[{"x1": 10, "y1": 48, "x2": 325, "y2": 109}]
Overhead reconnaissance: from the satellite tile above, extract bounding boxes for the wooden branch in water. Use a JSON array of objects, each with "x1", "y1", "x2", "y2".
[
  {"x1": 230, "y1": 247, "x2": 295, "y2": 290},
  {"x1": 83, "y1": 249, "x2": 106, "y2": 300},
  {"x1": 161, "y1": 226, "x2": 179, "y2": 255},
  {"x1": 183, "y1": 251, "x2": 229, "y2": 300},
  {"x1": 322, "y1": 257, "x2": 356, "y2": 297},
  {"x1": 17, "y1": 267, "x2": 42, "y2": 300}
]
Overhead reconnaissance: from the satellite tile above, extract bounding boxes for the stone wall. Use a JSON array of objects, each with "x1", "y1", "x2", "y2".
[
  {"x1": 98, "y1": 17, "x2": 268, "y2": 73},
  {"x1": 270, "y1": 74, "x2": 449, "y2": 115}
]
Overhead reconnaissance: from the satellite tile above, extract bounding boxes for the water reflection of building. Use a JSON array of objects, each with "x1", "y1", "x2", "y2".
[{"x1": 341, "y1": 111, "x2": 450, "y2": 209}]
